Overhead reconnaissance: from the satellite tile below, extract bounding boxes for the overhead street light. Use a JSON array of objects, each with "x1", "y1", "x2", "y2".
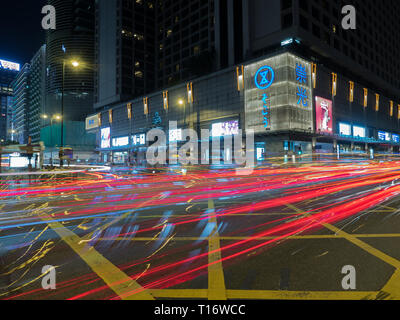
[{"x1": 60, "y1": 58, "x2": 81, "y2": 167}]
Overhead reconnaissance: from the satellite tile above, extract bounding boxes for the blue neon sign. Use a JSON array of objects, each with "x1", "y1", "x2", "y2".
[
  {"x1": 295, "y1": 63, "x2": 308, "y2": 107},
  {"x1": 255, "y1": 65, "x2": 275, "y2": 129},
  {"x1": 254, "y1": 66, "x2": 275, "y2": 90}
]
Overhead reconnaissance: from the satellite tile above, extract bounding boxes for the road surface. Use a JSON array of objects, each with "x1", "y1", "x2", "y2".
[{"x1": 1, "y1": 157, "x2": 400, "y2": 300}]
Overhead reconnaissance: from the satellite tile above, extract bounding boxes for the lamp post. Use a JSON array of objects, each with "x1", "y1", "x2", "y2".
[{"x1": 60, "y1": 59, "x2": 80, "y2": 167}]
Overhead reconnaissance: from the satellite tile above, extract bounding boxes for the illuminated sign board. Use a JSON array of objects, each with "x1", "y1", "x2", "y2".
[
  {"x1": 315, "y1": 97, "x2": 333, "y2": 134},
  {"x1": 132, "y1": 133, "x2": 146, "y2": 146},
  {"x1": 392, "y1": 134, "x2": 399, "y2": 143},
  {"x1": 256, "y1": 147, "x2": 265, "y2": 160},
  {"x1": 100, "y1": 127, "x2": 111, "y2": 148},
  {"x1": 353, "y1": 126, "x2": 366, "y2": 138},
  {"x1": 0, "y1": 59, "x2": 20, "y2": 72},
  {"x1": 339, "y1": 123, "x2": 351, "y2": 136},
  {"x1": 244, "y1": 53, "x2": 313, "y2": 134},
  {"x1": 378, "y1": 131, "x2": 391, "y2": 142},
  {"x1": 254, "y1": 66, "x2": 274, "y2": 128},
  {"x1": 112, "y1": 136, "x2": 129, "y2": 147},
  {"x1": 86, "y1": 114, "x2": 100, "y2": 130},
  {"x1": 211, "y1": 120, "x2": 239, "y2": 137},
  {"x1": 10, "y1": 156, "x2": 29, "y2": 168}
]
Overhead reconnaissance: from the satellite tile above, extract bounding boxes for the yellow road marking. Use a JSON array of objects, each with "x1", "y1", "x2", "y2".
[
  {"x1": 150, "y1": 289, "x2": 208, "y2": 299},
  {"x1": 286, "y1": 203, "x2": 400, "y2": 299},
  {"x1": 381, "y1": 269, "x2": 400, "y2": 300},
  {"x1": 35, "y1": 204, "x2": 154, "y2": 300},
  {"x1": 226, "y1": 290, "x2": 377, "y2": 300},
  {"x1": 207, "y1": 198, "x2": 227, "y2": 300}
]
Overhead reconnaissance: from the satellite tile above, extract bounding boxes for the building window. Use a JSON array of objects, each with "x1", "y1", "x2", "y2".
[{"x1": 282, "y1": 13, "x2": 293, "y2": 29}]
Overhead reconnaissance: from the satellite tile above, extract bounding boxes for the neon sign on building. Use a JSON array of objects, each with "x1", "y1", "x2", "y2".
[
  {"x1": 0, "y1": 59, "x2": 20, "y2": 72},
  {"x1": 254, "y1": 66, "x2": 275, "y2": 128},
  {"x1": 244, "y1": 53, "x2": 313, "y2": 133}
]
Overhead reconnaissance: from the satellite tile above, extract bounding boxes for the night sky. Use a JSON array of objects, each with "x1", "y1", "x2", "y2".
[{"x1": 0, "y1": 0, "x2": 48, "y2": 65}]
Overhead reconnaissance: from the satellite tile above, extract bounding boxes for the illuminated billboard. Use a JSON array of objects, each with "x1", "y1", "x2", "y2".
[
  {"x1": 101, "y1": 127, "x2": 111, "y2": 148},
  {"x1": 353, "y1": 126, "x2": 366, "y2": 138},
  {"x1": 10, "y1": 156, "x2": 29, "y2": 168},
  {"x1": 211, "y1": 120, "x2": 239, "y2": 137},
  {"x1": 86, "y1": 114, "x2": 100, "y2": 130},
  {"x1": 133, "y1": 134, "x2": 146, "y2": 146},
  {"x1": 315, "y1": 97, "x2": 333, "y2": 134},
  {"x1": 392, "y1": 134, "x2": 400, "y2": 143},
  {"x1": 0, "y1": 59, "x2": 20, "y2": 72},
  {"x1": 112, "y1": 136, "x2": 129, "y2": 147},
  {"x1": 244, "y1": 53, "x2": 313, "y2": 134},
  {"x1": 378, "y1": 131, "x2": 391, "y2": 141},
  {"x1": 339, "y1": 123, "x2": 351, "y2": 136}
]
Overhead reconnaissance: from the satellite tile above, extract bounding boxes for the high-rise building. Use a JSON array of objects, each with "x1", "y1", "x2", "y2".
[
  {"x1": 11, "y1": 64, "x2": 30, "y2": 144},
  {"x1": 244, "y1": 0, "x2": 400, "y2": 99},
  {"x1": 89, "y1": 0, "x2": 400, "y2": 162},
  {"x1": 45, "y1": 0, "x2": 95, "y2": 121},
  {"x1": 10, "y1": 46, "x2": 47, "y2": 145},
  {"x1": 0, "y1": 59, "x2": 20, "y2": 142},
  {"x1": 29, "y1": 45, "x2": 47, "y2": 143},
  {"x1": 94, "y1": 0, "x2": 218, "y2": 111},
  {"x1": 95, "y1": 0, "x2": 400, "y2": 113},
  {"x1": 94, "y1": 0, "x2": 157, "y2": 110}
]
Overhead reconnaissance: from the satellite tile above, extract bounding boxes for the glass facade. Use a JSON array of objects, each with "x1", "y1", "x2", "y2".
[{"x1": 244, "y1": 53, "x2": 313, "y2": 134}]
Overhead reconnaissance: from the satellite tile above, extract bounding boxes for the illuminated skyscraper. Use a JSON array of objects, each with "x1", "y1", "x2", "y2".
[
  {"x1": 45, "y1": 0, "x2": 95, "y2": 121},
  {"x1": 0, "y1": 59, "x2": 20, "y2": 142}
]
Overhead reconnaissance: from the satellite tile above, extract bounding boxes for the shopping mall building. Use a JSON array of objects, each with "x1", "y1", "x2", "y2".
[{"x1": 86, "y1": 49, "x2": 400, "y2": 165}]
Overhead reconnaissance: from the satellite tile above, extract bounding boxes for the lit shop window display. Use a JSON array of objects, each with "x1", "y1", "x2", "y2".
[
  {"x1": 353, "y1": 126, "x2": 366, "y2": 138},
  {"x1": 378, "y1": 131, "x2": 391, "y2": 142},
  {"x1": 112, "y1": 136, "x2": 129, "y2": 147},
  {"x1": 211, "y1": 120, "x2": 239, "y2": 137},
  {"x1": 339, "y1": 123, "x2": 351, "y2": 136},
  {"x1": 133, "y1": 134, "x2": 146, "y2": 146}
]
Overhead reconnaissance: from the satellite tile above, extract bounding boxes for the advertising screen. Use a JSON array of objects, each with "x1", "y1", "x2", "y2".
[
  {"x1": 353, "y1": 126, "x2": 366, "y2": 138},
  {"x1": 315, "y1": 97, "x2": 333, "y2": 134},
  {"x1": 0, "y1": 59, "x2": 20, "y2": 71},
  {"x1": 211, "y1": 120, "x2": 239, "y2": 137},
  {"x1": 339, "y1": 123, "x2": 351, "y2": 136},
  {"x1": 392, "y1": 134, "x2": 400, "y2": 143},
  {"x1": 112, "y1": 136, "x2": 129, "y2": 147},
  {"x1": 86, "y1": 114, "x2": 100, "y2": 130},
  {"x1": 133, "y1": 134, "x2": 146, "y2": 146},
  {"x1": 10, "y1": 156, "x2": 29, "y2": 168},
  {"x1": 101, "y1": 127, "x2": 111, "y2": 148},
  {"x1": 378, "y1": 131, "x2": 391, "y2": 141}
]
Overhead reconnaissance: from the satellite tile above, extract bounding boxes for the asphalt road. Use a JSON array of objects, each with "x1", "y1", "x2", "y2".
[{"x1": 1, "y1": 156, "x2": 400, "y2": 300}]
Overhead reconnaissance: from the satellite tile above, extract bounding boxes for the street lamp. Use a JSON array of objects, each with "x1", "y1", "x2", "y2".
[{"x1": 60, "y1": 59, "x2": 81, "y2": 167}]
